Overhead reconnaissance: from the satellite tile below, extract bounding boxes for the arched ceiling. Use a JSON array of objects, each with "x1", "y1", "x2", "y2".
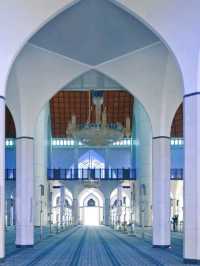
[{"x1": 30, "y1": 0, "x2": 158, "y2": 66}]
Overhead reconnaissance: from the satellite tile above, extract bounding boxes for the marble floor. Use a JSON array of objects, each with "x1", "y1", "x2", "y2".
[{"x1": 0, "y1": 226, "x2": 195, "y2": 266}]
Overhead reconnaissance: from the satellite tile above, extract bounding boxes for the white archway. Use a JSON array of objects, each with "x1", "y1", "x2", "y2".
[
  {"x1": 52, "y1": 186, "x2": 73, "y2": 225},
  {"x1": 110, "y1": 185, "x2": 131, "y2": 226},
  {"x1": 78, "y1": 188, "x2": 104, "y2": 226}
]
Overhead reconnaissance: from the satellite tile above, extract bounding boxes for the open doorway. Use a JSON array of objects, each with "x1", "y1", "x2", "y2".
[{"x1": 78, "y1": 188, "x2": 104, "y2": 226}]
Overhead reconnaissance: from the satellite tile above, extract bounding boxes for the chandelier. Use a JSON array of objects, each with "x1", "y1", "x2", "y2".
[{"x1": 66, "y1": 91, "x2": 131, "y2": 146}]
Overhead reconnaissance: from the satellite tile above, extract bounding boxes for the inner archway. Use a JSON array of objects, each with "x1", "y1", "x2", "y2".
[
  {"x1": 83, "y1": 196, "x2": 99, "y2": 226},
  {"x1": 78, "y1": 188, "x2": 104, "y2": 226}
]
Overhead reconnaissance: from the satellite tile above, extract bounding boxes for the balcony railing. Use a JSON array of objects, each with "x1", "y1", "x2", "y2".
[
  {"x1": 5, "y1": 168, "x2": 184, "y2": 181},
  {"x1": 47, "y1": 168, "x2": 137, "y2": 181},
  {"x1": 170, "y1": 168, "x2": 184, "y2": 180},
  {"x1": 5, "y1": 169, "x2": 16, "y2": 180}
]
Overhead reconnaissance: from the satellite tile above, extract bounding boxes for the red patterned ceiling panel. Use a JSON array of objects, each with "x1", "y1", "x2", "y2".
[
  {"x1": 6, "y1": 107, "x2": 16, "y2": 138},
  {"x1": 171, "y1": 103, "x2": 183, "y2": 138},
  {"x1": 50, "y1": 90, "x2": 133, "y2": 137}
]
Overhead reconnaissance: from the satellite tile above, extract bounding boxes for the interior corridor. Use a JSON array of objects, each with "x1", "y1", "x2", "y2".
[{"x1": 2, "y1": 226, "x2": 184, "y2": 266}]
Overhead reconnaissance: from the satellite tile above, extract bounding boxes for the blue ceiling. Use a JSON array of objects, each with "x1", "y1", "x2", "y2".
[{"x1": 30, "y1": 0, "x2": 158, "y2": 65}]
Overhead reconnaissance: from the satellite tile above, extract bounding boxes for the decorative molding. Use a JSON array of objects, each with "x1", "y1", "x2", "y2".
[
  {"x1": 152, "y1": 136, "x2": 170, "y2": 140},
  {"x1": 16, "y1": 245, "x2": 34, "y2": 248},
  {"x1": 183, "y1": 258, "x2": 200, "y2": 264},
  {"x1": 152, "y1": 245, "x2": 170, "y2": 249},
  {"x1": 0, "y1": 96, "x2": 5, "y2": 100},
  {"x1": 16, "y1": 136, "x2": 34, "y2": 140},
  {"x1": 184, "y1": 91, "x2": 200, "y2": 98}
]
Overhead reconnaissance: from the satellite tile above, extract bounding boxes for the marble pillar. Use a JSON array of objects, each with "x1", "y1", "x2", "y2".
[
  {"x1": 152, "y1": 137, "x2": 170, "y2": 247},
  {"x1": 0, "y1": 97, "x2": 5, "y2": 259},
  {"x1": 104, "y1": 198, "x2": 110, "y2": 226},
  {"x1": 184, "y1": 93, "x2": 200, "y2": 263},
  {"x1": 16, "y1": 137, "x2": 34, "y2": 246}
]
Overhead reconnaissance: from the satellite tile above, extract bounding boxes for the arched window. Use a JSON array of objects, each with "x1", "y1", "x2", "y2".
[{"x1": 87, "y1": 198, "x2": 96, "y2": 207}]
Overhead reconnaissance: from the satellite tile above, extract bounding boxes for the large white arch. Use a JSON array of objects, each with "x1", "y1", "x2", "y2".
[
  {"x1": 2, "y1": 0, "x2": 199, "y2": 97},
  {"x1": 6, "y1": 42, "x2": 182, "y2": 138}
]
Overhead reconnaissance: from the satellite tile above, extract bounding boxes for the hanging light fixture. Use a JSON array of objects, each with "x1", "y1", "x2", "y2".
[{"x1": 66, "y1": 90, "x2": 130, "y2": 146}]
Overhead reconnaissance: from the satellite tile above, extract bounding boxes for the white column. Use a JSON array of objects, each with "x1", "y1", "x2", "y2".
[
  {"x1": 104, "y1": 198, "x2": 110, "y2": 226},
  {"x1": 16, "y1": 137, "x2": 34, "y2": 246},
  {"x1": 184, "y1": 93, "x2": 200, "y2": 263},
  {"x1": 152, "y1": 137, "x2": 170, "y2": 247},
  {"x1": 0, "y1": 96, "x2": 5, "y2": 259},
  {"x1": 34, "y1": 106, "x2": 49, "y2": 227},
  {"x1": 134, "y1": 99, "x2": 152, "y2": 227},
  {"x1": 72, "y1": 198, "x2": 78, "y2": 225},
  {"x1": 117, "y1": 185, "x2": 122, "y2": 223},
  {"x1": 60, "y1": 186, "x2": 65, "y2": 229}
]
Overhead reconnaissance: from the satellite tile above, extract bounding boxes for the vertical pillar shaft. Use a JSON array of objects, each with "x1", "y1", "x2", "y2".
[
  {"x1": 34, "y1": 106, "x2": 49, "y2": 227},
  {"x1": 0, "y1": 97, "x2": 5, "y2": 259},
  {"x1": 134, "y1": 99, "x2": 152, "y2": 227},
  {"x1": 104, "y1": 198, "x2": 110, "y2": 226},
  {"x1": 117, "y1": 185, "x2": 122, "y2": 222},
  {"x1": 152, "y1": 137, "x2": 170, "y2": 247},
  {"x1": 72, "y1": 198, "x2": 78, "y2": 225},
  {"x1": 60, "y1": 186, "x2": 65, "y2": 228},
  {"x1": 184, "y1": 93, "x2": 200, "y2": 262},
  {"x1": 16, "y1": 137, "x2": 34, "y2": 246}
]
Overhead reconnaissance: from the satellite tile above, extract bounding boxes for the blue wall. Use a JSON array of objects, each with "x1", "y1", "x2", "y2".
[
  {"x1": 171, "y1": 145, "x2": 184, "y2": 169},
  {"x1": 48, "y1": 147, "x2": 134, "y2": 169},
  {"x1": 5, "y1": 148, "x2": 16, "y2": 169},
  {"x1": 5, "y1": 144, "x2": 184, "y2": 170}
]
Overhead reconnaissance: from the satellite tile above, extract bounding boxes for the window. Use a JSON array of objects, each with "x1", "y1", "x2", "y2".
[{"x1": 87, "y1": 198, "x2": 96, "y2": 207}]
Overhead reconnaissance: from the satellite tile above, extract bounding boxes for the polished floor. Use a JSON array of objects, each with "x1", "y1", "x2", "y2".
[{"x1": 1, "y1": 226, "x2": 191, "y2": 266}]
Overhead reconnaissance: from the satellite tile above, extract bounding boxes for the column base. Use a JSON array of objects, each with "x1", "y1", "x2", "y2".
[
  {"x1": 184, "y1": 259, "x2": 200, "y2": 264},
  {"x1": 16, "y1": 245, "x2": 34, "y2": 248},
  {"x1": 152, "y1": 245, "x2": 170, "y2": 249}
]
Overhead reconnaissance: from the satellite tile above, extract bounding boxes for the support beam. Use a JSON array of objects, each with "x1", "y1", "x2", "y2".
[
  {"x1": 0, "y1": 97, "x2": 5, "y2": 260},
  {"x1": 184, "y1": 93, "x2": 200, "y2": 263},
  {"x1": 16, "y1": 137, "x2": 34, "y2": 247},
  {"x1": 152, "y1": 136, "x2": 170, "y2": 248}
]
